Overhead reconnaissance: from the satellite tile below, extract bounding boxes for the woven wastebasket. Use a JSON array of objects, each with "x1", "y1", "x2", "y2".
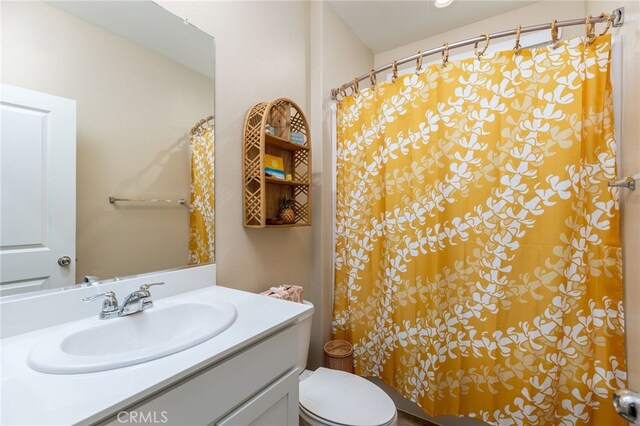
[{"x1": 323, "y1": 340, "x2": 354, "y2": 373}]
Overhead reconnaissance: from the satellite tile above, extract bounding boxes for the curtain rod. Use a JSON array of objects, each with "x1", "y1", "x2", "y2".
[
  {"x1": 190, "y1": 115, "x2": 214, "y2": 135},
  {"x1": 331, "y1": 7, "x2": 624, "y2": 100}
]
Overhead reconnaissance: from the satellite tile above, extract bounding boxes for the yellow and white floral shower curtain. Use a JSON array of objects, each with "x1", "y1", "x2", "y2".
[
  {"x1": 332, "y1": 35, "x2": 626, "y2": 425},
  {"x1": 189, "y1": 123, "x2": 215, "y2": 264}
]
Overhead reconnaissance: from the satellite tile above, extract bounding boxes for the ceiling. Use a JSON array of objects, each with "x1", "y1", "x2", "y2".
[
  {"x1": 48, "y1": 1, "x2": 214, "y2": 79},
  {"x1": 328, "y1": 0, "x2": 538, "y2": 53}
]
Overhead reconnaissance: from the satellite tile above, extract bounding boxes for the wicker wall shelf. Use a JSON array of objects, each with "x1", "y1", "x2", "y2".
[
  {"x1": 265, "y1": 134, "x2": 309, "y2": 152},
  {"x1": 265, "y1": 177, "x2": 308, "y2": 186},
  {"x1": 242, "y1": 98, "x2": 311, "y2": 228}
]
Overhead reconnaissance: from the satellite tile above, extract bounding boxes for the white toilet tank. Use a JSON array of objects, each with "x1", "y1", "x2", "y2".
[{"x1": 297, "y1": 301, "x2": 314, "y2": 372}]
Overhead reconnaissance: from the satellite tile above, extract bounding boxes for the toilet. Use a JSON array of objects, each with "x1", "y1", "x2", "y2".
[{"x1": 297, "y1": 302, "x2": 398, "y2": 426}]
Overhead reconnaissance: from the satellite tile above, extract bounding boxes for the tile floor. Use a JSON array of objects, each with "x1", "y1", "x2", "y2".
[{"x1": 366, "y1": 377, "x2": 490, "y2": 426}]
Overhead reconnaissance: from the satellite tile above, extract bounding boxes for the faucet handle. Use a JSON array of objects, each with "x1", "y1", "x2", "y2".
[
  {"x1": 83, "y1": 291, "x2": 116, "y2": 302},
  {"x1": 140, "y1": 282, "x2": 164, "y2": 291},
  {"x1": 82, "y1": 291, "x2": 118, "y2": 312}
]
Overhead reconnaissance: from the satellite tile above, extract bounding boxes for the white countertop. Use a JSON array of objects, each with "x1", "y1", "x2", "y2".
[{"x1": 1, "y1": 285, "x2": 311, "y2": 425}]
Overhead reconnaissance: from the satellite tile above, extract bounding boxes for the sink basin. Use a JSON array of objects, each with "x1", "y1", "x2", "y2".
[{"x1": 28, "y1": 300, "x2": 237, "y2": 374}]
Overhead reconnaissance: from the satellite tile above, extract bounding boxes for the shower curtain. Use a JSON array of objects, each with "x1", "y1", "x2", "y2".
[
  {"x1": 332, "y1": 35, "x2": 626, "y2": 425},
  {"x1": 188, "y1": 123, "x2": 215, "y2": 264}
]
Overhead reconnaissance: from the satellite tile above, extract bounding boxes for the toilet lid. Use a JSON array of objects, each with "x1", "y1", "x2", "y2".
[{"x1": 299, "y1": 368, "x2": 396, "y2": 426}]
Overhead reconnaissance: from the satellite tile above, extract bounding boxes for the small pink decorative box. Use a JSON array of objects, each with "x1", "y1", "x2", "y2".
[{"x1": 260, "y1": 285, "x2": 304, "y2": 303}]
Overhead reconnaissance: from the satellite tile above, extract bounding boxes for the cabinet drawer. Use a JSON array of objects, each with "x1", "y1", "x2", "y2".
[
  {"x1": 102, "y1": 325, "x2": 297, "y2": 425},
  {"x1": 217, "y1": 368, "x2": 298, "y2": 426}
]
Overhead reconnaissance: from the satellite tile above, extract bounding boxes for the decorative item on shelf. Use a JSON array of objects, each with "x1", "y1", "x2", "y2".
[
  {"x1": 264, "y1": 154, "x2": 285, "y2": 180},
  {"x1": 265, "y1": 170, "x2": 285, "y2": 180},
  {"x1": 266, "y1": 217, "x2": 284, "y2": 225},
  {"x1": 290, "y1": 132, "x2": 305, "y2": 145},
  {"x1": 286, "y1": 174, "x2": 293, "y2": 182},
  {"x1": 279, "y1": 197, "x2": 295, "y2": 224},
  {"x1": 269, "y1": 103, "x2": 291, "y2": 140},
  {"x1": 265, "y1": 124, "x2": 276, "y2": 136}
]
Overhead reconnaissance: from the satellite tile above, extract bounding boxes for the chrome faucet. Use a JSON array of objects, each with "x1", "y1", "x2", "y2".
[
  {"x1": 120, "y1": 282, "x2": 164, "y2": 316},
  {"x1": 82, "y1": 282, "x2": 164, "y2": 320},
  {"x1": 82, "y1": 291, "x2": 119, "y2": 320}
]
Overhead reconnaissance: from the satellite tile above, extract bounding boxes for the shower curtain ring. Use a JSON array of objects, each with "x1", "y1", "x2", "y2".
[
  {"x1": 599, "y1": 12, "x2": 612, "y2": 36},
  {"x1": 585, "y1": 15, "x2": 596, "y2": 45},
  {"x1": 442, "y1": 42, "x2": 449, "y2": 67},
  {"x1": 474, "y1": 33, "x2": 490, "y2": 60},
  {"x1": 551, "y1": 19, "x2": 560, "y2": 49},
  {"x1": 352, "y1": 78, "x2": 359, "y2": 95},
  {"x1": 514, "y1": 25, "x2": 522, "y2": 55},
  {"x1": 391, "y1": 60, "x2": 398, "y2": 81},
  {"x1": 416, "y1": 51, "x2": 423, "y2": 74},
  {"x1": 369, "y1": 69, "x2": 377, "y2": 86}
]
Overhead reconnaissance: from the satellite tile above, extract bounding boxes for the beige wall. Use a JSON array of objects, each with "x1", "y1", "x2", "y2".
[
  {"x1": 308, "y1": 3, "x2": 374, "y2": 368},
  {"x1": 374, "y1": 1, "x2": 586, "y2": 68},
  {"x1": 157, "y1": 3, "x2": 313, "y2": 286},
  {"x1": 159, "y1": 1, "x2": 373, "y2": 369},
  {"x1": 586, "y1": 0, "x2": 640, "y2": 391},
  {"x1": 1, "y1": 1, "x2": 213, "y2": 283}
]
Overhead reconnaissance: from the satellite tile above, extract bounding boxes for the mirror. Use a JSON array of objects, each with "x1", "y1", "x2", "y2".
[{"x1": 1, "y1": 1, "x2": 215, "y2": 297}]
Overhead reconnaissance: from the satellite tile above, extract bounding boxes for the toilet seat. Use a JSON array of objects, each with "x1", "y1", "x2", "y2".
[
  {"x1": 299, "y1": 403, "x2": 398, "y2": 426},
  {"x1": 299, "y1": 368, "x2": 397, "y2": 426}
]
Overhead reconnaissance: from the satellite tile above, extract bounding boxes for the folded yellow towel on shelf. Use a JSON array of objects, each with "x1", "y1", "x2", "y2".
[{"x1": 260, "y1": 285, "x2": 303, "y2": 303}]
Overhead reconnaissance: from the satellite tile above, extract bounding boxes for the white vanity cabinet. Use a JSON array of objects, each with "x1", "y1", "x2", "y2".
[
  {"x1": 100, "y1": 325, "x2": 299, "y2": 426},
  {"x1": 1, "y1": 284, "x2": 311, "y2": 425}
]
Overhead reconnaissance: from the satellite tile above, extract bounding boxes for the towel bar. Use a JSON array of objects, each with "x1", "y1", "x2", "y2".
[{"x1": 108, "y1": 196, "x2": 188, "y2": 205}]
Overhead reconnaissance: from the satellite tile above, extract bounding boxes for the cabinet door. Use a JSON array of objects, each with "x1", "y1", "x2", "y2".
[
  {"x1": 217, "y1": 368, "x2": 298, "y2": 426},
  {"x1": 99, "y1": 326, "x2": 297, "y2": 425}
]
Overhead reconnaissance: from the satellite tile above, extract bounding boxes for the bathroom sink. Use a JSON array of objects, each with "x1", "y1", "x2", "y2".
[{"x1": 28, "y1": 301, "x2": 237, "y2": 374}]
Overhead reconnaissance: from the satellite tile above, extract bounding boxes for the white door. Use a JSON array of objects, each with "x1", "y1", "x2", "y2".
[{"x1": 1, "y1": 84, "x2": 76, "y2": 296}]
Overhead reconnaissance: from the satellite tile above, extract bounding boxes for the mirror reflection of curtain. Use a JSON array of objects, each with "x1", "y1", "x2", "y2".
[
  {"x1": 188, "y1": 118, "x2": 215, "y2": 264},
  {"x1": 332, "y1": 35, "x2": 625, "y2": 425}
]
